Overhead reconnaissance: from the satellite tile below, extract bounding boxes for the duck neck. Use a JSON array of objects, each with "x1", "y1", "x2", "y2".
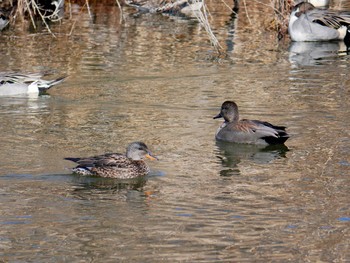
[
  {"x1": 225, "y1": 112, "x2": 239, "y2": 123},
  {"x1": 127, "y1": 152, "x2": 141, "y2": 160}
]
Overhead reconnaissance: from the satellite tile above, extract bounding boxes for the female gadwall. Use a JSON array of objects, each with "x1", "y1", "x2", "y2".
[
  {"x1": 0, "y1": 72, "x2": 66, "y2": 96},
  {"x1": 65, "y1": 142, "x2": 158, "y2": 179},
  {"x1": 125, "y1": 0, "x2": 203, "y2": 14},
  {"x1": 288, "y1": 2, "x2": 350, "y2": 42},
  {"x1": 213, "y1": 101, "x2": 289, "y2": 145}
]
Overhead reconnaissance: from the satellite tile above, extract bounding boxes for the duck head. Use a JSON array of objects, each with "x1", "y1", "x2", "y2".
[
  {"x1": 213, "y1": 101, "x2": 240, "y2": 123},
  {"x1": 126, "y1": 142, "x2": 158, "y2": 161},
  {"x1": 293, "y1": 2, "x2": 315, "y2": 17}
]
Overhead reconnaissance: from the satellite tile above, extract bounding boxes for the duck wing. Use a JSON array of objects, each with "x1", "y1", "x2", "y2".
[
  {"x1": 249, "y1": 120, "x2": 289, "y2": 144},
  {"x1": 308, "y1": 9, "x2": 350, "y2": 29},
  {"x1": 0, "y1": 72, "x2": 43, "y2": 85},
  {"x1": 239, "y1": 119, "x2": 279, "y2": 136},
  {"x1": 93, "y1": 154, "x2": 133, "y2": 168},
  {"x1": 65, "y1": 153, "x2": 132, "y2": 169}
]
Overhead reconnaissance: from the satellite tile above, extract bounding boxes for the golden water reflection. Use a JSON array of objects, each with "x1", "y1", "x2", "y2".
[{"x1": 0, "y1": 0, "x2": 349, "y2": 262}]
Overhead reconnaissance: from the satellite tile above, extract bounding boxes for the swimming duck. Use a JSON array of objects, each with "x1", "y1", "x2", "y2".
[
  {"x1": 288, "y1": 2, "x2": 350, "y2": 42},
  {"x1": 0, "y1": 72, "x2": 66, "y2": 96},
  {"x1": 125, "y1": 0, "x2": 203, "y2": 14},
  {"x1": 213, "y1": 101, "x2": 289, "y2": 145},
  {"x1": 65, "y1": 142, "x2": 158, "y2": 179}
]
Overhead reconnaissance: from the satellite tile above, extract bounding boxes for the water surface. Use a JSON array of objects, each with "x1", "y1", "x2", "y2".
[{"x1": 0, "y1": 0, "x2": 349, "y2": 261}]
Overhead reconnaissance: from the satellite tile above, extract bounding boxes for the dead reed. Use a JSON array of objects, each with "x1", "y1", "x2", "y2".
[
  {"x1": 2, "y1": 0, "x2": 294, "y2": 51},
  {"x1": 272, "y1": 0, "x2": 294, "y2": 39},
  {"x1": 192, "y1": 0, "x2": 224, "y2": 54}
]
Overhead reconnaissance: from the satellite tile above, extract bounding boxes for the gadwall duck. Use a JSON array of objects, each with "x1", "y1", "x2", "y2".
[
  {"x1": 0, "y1": 72, "x2": 66, "y2": 96},
  {"x1": 288, "y1": 2, "x2": 350, "y2": 42},
  {"x1": 213, "y1": 101, "x2": 289, "y2": 145},
  {"x1": 65, "y1": 142, "x2": 158, "y2": 179},
  {"x1": 125, "y1": 0, "x2": 203, "y2": 14}
]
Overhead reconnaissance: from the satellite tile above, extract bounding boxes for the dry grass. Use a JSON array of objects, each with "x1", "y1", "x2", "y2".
[
  {"x1": 272, "y1": 0, "x2": 294, "y2": 39},
  {"x1": 196, "y1": 0, "x2": 294, "y2": 54},
  {"x1": 2, "y1": 0, "x2": 294, "y2": 51},
  {"x1": 3, "y1": 0, "x2": 65, "y2": 36},
  {"x1": 191, "y1": 0, "x2": 225, "y2": 55}
]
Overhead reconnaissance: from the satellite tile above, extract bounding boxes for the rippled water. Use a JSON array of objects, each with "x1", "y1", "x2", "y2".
[{"x1": 0, "y1": 0, "x2": 349, "y2": 261}]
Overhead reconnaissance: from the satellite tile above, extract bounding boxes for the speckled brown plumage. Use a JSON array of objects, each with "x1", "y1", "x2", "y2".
[{"x1": 65, "y1": 142, "x2": 157, "y2": 179}]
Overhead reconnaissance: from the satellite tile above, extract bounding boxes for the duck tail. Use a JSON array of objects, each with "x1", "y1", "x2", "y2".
[
  {"x1": 38, "y1": 75, "x2": 67, "y2": 93},
  {"x1": 344, "y1": 26, "x2": 350, "y2": 47},
  {"x1": 262, "y1": 129, "x2": 289, "y2": 145},
  {"x1": 47, "y1": 75, "x2": 67, "y2": 89},
  {"x1": 263, "y1": 135, "x2": 289, "y2": 145},
  {"x1": 260, "y1": 122, "x2": 289, "y2": 145}
]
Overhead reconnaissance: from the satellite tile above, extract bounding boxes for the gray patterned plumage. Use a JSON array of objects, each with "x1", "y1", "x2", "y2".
[
  {"x1": 0, "y1": 72, "x2": 66, "y2": 96},
  {"x1": 65, "y1": 142, "x2": 158, "y2": 179},
  {"x1": 289, "y1": 2, "x2": 350, "y2": 42},
  {"x1": 214, "y1": 101, "x2": 289, "y2": 145}
]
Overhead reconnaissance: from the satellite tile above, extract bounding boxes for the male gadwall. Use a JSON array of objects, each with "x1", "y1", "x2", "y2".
[
  {"x1": 213, "y1": 101, "x2": 289, "y2": 145},
  {"x1": 65, "y1": 142, "x2": 158, "y2": 179},
  {"x1": 288, "y1": 2, "x2": 350, "y2": 42},
  {"x1": 125, "y1": 0, "x2": 203, "y2": 14},
  {"x1": 0, "y1": 72, "x2": 66, "y2": 96}
]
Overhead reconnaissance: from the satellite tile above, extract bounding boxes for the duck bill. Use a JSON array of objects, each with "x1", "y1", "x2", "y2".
[
  {"x1": 213, "y1": 113, "x2": 222, "y2": 119},
  {"x1": 145, "y1": 153, "x2": 158, "y2": 161}
]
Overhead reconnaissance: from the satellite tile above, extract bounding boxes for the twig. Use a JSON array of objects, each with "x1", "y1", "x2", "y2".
[
  {"x1": 220, "y1": 0, "x2": 234, "y2": 12},
  {"x1": 115, "y1": 0, "x2": 125, "y2": 23},
  {"x1": 68, "y1": 19, "x2": 77, "y2": 36},
  {"x1": 24, "y1": 0, "x2": 36, "y2": 29},
  {"x1": 86, "y1": 0, "x2": 92, "y2": 20},
  {"x1": 30, "y1": 0, "x2": 56, "y2": 37},
  {"x1": 242, "y1": 0, "x2": 252, "y2": 25},
  {"x1": 192, "y1": 0, "x2": 224, "y2": 54}
]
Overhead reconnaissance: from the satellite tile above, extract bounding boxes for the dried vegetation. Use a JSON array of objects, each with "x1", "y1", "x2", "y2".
[{"x1": 0, "y1": 0, "x2": 295, "y2": 53}]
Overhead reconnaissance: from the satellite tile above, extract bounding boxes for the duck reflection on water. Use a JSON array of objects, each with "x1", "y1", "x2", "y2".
[
  {"x1": 215, "y1": 141, "x2": 289, "y2": 177},
  {"x1": 70, "y1": 175, "x2": 154, "y2": 202},
  {"x1": 289, "y1": 41, "x2": 349, "y2": 67},
  {"x1": 71, "y1": 175, "x2": 148, "y2": 192}
]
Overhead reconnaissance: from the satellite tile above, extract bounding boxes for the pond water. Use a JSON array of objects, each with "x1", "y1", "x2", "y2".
[{"x1": 0, "y1": 0, "x2": 349, "y2": 261}]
